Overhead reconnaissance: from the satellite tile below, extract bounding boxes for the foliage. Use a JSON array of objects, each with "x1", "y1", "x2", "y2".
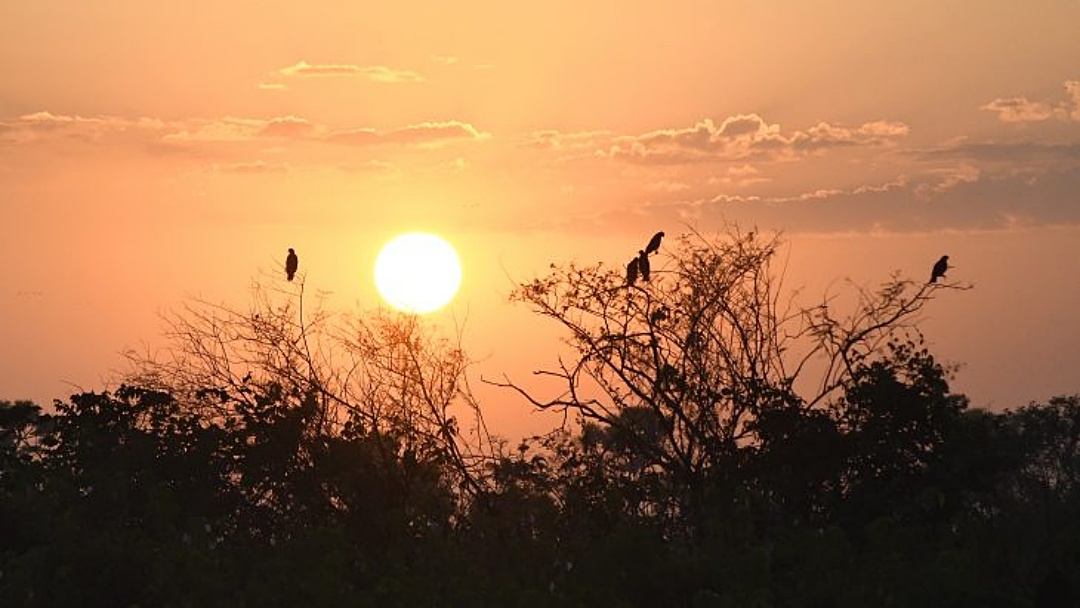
[
  {"x1": 498, "y1": 230, "x2": 969, "y2": 525},
  {"x1": 123, "y1": 281, "x2": 491, "y2": 497},
  {"x1": 1, "y1": 231, "x2": 1076, "y2": 606}
]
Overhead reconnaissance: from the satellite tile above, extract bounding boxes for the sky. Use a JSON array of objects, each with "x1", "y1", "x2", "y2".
[{"x1": 2, "y1": 0, "x2": 1079, "y2": 437}]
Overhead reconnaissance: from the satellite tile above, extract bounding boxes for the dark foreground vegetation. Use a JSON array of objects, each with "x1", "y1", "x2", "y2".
[{"x1": 2, "y1": 231, "x2": 1077, "y2": 607}]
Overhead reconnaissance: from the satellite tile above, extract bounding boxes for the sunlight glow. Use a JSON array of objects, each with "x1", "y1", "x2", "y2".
[{"x1": 374, "y1": 232, "x2": 462, "y2": 314}]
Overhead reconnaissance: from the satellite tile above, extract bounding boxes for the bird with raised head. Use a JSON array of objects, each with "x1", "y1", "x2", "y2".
[
  {"x1": 645, "y1": 231, "x2": 664, "y2": 256},
  {"x1": 286, "y1": 248, "x2": 298, "y2": 281},
  {"x1": 638, "y1": 250, "x2": 651, "y2": 282},
  {"x1": 929, "y1": 255, "x2": 949, "y2": 284}
]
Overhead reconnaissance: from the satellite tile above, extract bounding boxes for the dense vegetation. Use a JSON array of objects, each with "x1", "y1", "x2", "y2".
[{"x1": 2, "y1": 231, "x2": 1077, "y2": 607}]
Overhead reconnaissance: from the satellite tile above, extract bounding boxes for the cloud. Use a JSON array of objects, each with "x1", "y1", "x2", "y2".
[
  {"x1": 162, "y1": 117, "x2": 285, "y2": 143},
  {"x1": 430, "y1": 54, "x2": 460, "y2": 65},
  {"x1": 1, "y1": 111, "x2": 487, "y2": 152},
  {"x1": 333, "y1": 159, "x2": 395, "y2": 173},
  {"x1": 980, "y1": 97, "x2": 1057, "y2": 123},
  {"x1": 384, "y1": 121, "x2": 488, "y2": 145},
  {"x1": 441, "y1": 157, "x2": 469, "y2": 171},
  {"x1": 790, "y1": 120, "x2": 910, "y2": 150},
  {"x1": 0, "y1": 112, "x2": 181, "y2": 150},
  {"x1": 521, "y1": 129, "x2": 613, "y2": 151},
  {"x1": 360, "y1": 66, "x2": 425, "y2": 84},
  {"x1": 624, "y1": 162, "x2": 1080, "y2": 234},
  {"x1": 593, "y1": 114, "x2": 908, "y2": 164},
  {"x1": 327, "y1": 128, "x2": 380, "y2": 146},
  {"x1": 1068, "y1": 81, "x2": 1080, "y2": 121},
  {"x1": 258, "y1": 116, "x2": 317, "y2": 139},
  {"x1": 645, "y1": 180, "x2": 692, "y2": 193},
  {"x1": 914, "y1": 164, "x2": 979, "y2": 197},
  {"x1": 211, "y1": 161, "x2": 290, "y2": 174},
  {"x1": 276, "y1": 60, "x2": 424, "y2": 83},
  {"x1": 727, "y1": 164, "x2": 759, "y2": 177},
  {"x1": 0, "y1": 111, "x2": 163, "y2": 143},
  {"x1": 257, "y1": 82, "x2": 287, "y2": 91},
  {"x1": 707, "y1": 164, "x2": 771, "y2": 188},
  {"x1": 981, "y1": 79, "x2": 1080, "y2": 123},
  {"x1": 278, "y1": 60, "x2": 358, "y2": 77},
  {"x1": 917, "y1": 140, "x2": 1080, "y2": 163},
  {"x1": 329, "y1": 120, "x2": 490, "y2": 147}
]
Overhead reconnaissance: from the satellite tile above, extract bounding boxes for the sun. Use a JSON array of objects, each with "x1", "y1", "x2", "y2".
[{"x1": 374, "y1": 232, "x2": 462, "y2": 314}]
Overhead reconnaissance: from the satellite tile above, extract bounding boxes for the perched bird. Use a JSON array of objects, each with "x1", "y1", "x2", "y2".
[
  {"x1": 626, "y1": 256, "x2": 640, "y2": 286},
  {"x1": 286, "y1": 248, "x2": 299, "y2": 281},
  {"x1": 650, "y1": 305, "x2": 669, "y2": 325},
  {"x1": 645, "y1": 231, "x2": 665, "y2": 256},
  {"x1": 929, "y1": 255, "x2": 949, "y2": 284},
  {"x1": 638, "y1": 250, "x2": 651, "y2": 282}
]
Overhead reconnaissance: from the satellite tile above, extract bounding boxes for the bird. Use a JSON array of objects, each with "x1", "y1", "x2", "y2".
[
  {"x1": 929, "y1": 255, "x2": 949, "y2": 284},
  {"x1": 644, "y1": 231, "x2": 665, "y2": 256},
  {"x1": 650, "y1": 305, "x2": 669, "y2": 325},
  {"x1": 626, "y1": 256, "x2": 640, "y2": 286},
  {"x1": 638, "y1": 250, "x2": 651, "y2": 282},
  {"x1": 285, "y1": 248, "x2": 298, "y2": 281}
]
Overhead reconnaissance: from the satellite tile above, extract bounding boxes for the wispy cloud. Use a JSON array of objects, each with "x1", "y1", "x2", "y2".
[
  {"x1": 0, "y1": 111, "x2": 164, "y2": 144},
  {"x1": 328, "y1": 120, "x2": 490, "y2": 147},
  {"x1": 333, "y1": 159, "x2": 395, "y2": 173},
  {"x1": 707, "y1": 164, "x2": 771, "y2": 188},
  {"x1": 644, "y1": 180, "x2": 692, "y2": 193},
  {"x1": 0, "y1": 112, "x2": 487, "y2": 151},
  {"x1": 980, "y1": 98, "x2": 1058, "y2": 123},
  {"x1": 521, "y1": 129, "x2": 613, "y2": 151},
  {"x1": 259, "y1": 116, "x2": 317, "y2": 139},
  {"x1": 916, "y1": 140, "x2": 1080, "y2": 163},
  {"x1": 276, "y1": 60, "x2": 424, "y2": 83},
  {"x1": 981, "y1": 79, "x2": 1080, "y2": 123},
  {"x1": 210, "y1": 161, "x2": 290, "y2": 174},
  {"x1": 703, "y1": 175, "x2": 909, "y2": 207},
  {"x1": 162, "y1": 117, "x2": 318, "y2": 143}
]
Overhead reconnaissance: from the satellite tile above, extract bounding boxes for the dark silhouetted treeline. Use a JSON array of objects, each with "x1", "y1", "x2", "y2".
[
  {"x1": 3, "y1": 388, "x2": 1079, "y2": 606},
  {"x1": 2, "y1": 231, "x2": 1077, "y2": 606}
]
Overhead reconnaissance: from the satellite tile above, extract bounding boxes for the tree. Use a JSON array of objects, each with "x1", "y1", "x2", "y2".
[
  {"x1": 123, "y1": 279, "x2": 493, "y2": 500},
  {"x1": 495, "y1": 228, "x2": 969, "y2": 527}
]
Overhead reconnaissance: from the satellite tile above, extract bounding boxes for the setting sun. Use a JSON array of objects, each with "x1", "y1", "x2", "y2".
[{"x1": 374, "y1": 232, "x2": 462, "y2": 314}]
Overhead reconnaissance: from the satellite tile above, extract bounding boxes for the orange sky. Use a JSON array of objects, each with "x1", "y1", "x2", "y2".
[{"x1": 2, "y1": 1, "x2": 1079, "y2": 437}]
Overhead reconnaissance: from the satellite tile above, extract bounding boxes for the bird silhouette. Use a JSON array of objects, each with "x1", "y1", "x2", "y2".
[
  {"x1": 638, "y1": 250, "x2": 651, "y2": 282},
  {"x1": 650, "y1": 305, "x2": 669, "y2": 324},
  {"x1": 626, "y1": 256, "x2": 640, "y2": 286},
  {"x1": 645, "y1": 231, "x2": 664, "y2": 255},
  {"x1": 286, "y1": 248, "x2": 298, "y2": 281},
  {"x1": 929, "y1": 255, "x2": 949, "y2": 284}
]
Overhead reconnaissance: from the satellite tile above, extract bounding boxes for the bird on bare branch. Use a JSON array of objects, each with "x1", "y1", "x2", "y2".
[
  {"x1": 929, "y1": 255, "x2": 949, "y2": 284},
  {"x1": 638, "y1": 250, "x2": 651, "y2": 282},
  {"x1": 626, "y1": 256, "x2": 640, "y2": 286},
  {"x1": 645, "y1": 231, "x2": 664, "y2": 256},
  {"x1": 286, "y1": 248, "x2": 299, "y2": 281}
]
